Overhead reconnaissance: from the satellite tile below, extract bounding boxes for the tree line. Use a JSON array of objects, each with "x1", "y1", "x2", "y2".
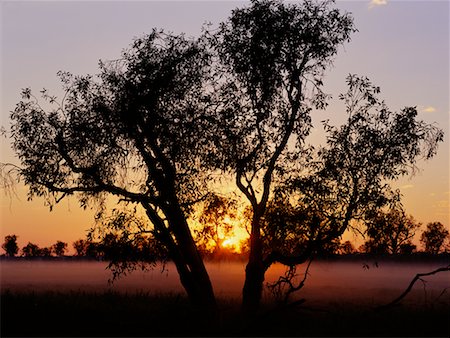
[
  {"x1": 2, "y1": 219, "x2": 449, "y2": 258},
  {"x1": 2, "y1": 0, "x2": 445, "y2": 315}
]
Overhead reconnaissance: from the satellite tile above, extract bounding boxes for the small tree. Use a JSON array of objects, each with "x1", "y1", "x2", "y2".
[
  {"x1": 40, "y1": 247, "x2": 53, "y2": 257},
  {"x1": 363, "y1": 208, "x2": 420, "y2": 254},
  {"x1": 420, "y1": 222, "x2": 449, "y2": 254},
  {"x1": 73, "y1": 239, "x2": 87, "y2": 256},
  {"x1": 339, "y1": 241, "x2": 356, "y2": 255},
  {"x1": 2, "y1": 235, "x2": 19, "y2": 257},
  {"x1": 22, "y1": 242, "x2": 41, "y2": 257},
  {"x1": 52, "y1": 241, "x2": 68, "y2": 256},
  {"x1": 194, "y1": 193, "x2": 238, "y2": 255}
]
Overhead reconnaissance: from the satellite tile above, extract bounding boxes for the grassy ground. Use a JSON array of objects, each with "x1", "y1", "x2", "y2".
[{"x1": 1, "y1": 289, "x2": 449, "y2": 337}]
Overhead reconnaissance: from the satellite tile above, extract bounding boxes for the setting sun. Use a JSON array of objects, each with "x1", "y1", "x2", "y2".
[{"x1": 221, "y1": 237, "x2": 241, "y2": 252}]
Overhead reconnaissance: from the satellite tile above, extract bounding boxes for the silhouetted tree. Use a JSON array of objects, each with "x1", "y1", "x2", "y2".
[
  {"x1": 362, "y1": 207, "x2": 420, "y2": 254},
  {"x1": 2, "y1": 235, "x2": 19, "y2": 257},
  {"x1": 213, "y1": 73, "x2": 442, "y2": 309},
  {"x1": 22, "y1": 242, "x2": 41, "y2": 257},
  {"x1": 194, "y1": 193, "x2": 238, "y2": 255},
  {"x1": 9, "y1": 30, "x2": 216, "y2": 313},
  {"x1": 339, "y1": 241, "x2": 356, "y2": 255},
  {"x1": 251, "y1": 75, "x2": 442, "y2": 305},
  {"x1": 40, "y1": 247, "x2": 53, "y2": 257},
  {"x1": 73, "y1": 239, "x2": 87, "y2": 256},
  {"x1": 52, "y1": 241, "x2": 68, "y2": 256},
  {"x1": 207, "y1": 0, "x2": 356, "y2": 312},
  {"x1": 420, "y1": 222, "x2": 449, "y2": 254}
]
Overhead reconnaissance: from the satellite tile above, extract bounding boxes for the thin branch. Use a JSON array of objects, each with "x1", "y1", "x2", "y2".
[{"x1": 375, "y1": 264, "x2": 450, "y2": 311}]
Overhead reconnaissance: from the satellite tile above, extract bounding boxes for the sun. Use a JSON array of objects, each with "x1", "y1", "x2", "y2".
[{"x1": 221, "y1": 237, "x2": 242, "y2": 253}]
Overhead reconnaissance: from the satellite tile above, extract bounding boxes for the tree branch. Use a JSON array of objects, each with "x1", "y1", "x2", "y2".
[{"x1": 375, "y1": 264, "x2": 450, "y2": 311}]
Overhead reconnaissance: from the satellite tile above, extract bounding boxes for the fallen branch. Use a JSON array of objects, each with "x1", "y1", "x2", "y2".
[{"x1": 375, "y1": 264, "x2": 450, "y2": 311}]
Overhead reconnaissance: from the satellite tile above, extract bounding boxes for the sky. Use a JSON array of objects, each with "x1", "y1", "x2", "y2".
[{"x1": 0, "y1": 0, "x2": 449, "y2": 252}]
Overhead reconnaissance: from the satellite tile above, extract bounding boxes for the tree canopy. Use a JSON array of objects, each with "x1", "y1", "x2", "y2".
[{"x1": 10, "y1": 29, "x2": 217, "y2": 313}]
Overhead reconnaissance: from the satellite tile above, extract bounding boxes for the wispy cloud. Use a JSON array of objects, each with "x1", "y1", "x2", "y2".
[
  {"x1": 422, "y1": 106, "x2": 436, "y2": 113},
  {"x1": 369, "y1": 0, "x2": 388, "y2": 9},
  {"x1": 401, "y1": 184, "x2": 414, "y2": 190}
]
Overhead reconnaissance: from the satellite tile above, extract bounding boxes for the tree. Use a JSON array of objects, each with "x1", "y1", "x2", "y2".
[
  {"x1": 259, "y1": 75, "x2": 442, "y2": 304},
  {"x1": 209, "y1": 69, "x2": 443, "y2": 310},
  {"x1": 194, "y1": 193, "x2": 238, "y2": 255},
  {"x1": 52, "y1": 240, "x2": 68, "y2": 256},
  {"x1": 339, "y1": 241, "x2": 356, "y2": 255},
  {"x1": 208, "y1": 0, "x2": 356, "y2": 312},
  {"x1": 362, "y1": 208, "x2": 420, "y2": 254},
  {"x1": 420, "y1": 222, "x2": 449, "y2": 254},
  {"x1": 9, "y1": 30, "x2": 217, "y2": 313},
  {"x1": 2, "y1": 235, "x2": 19, "y2": 257},
  {"x1": 22, "y1": 242, "x2": 41, "y2": 257},
  {"x1": 73, "y1": 239, "x2": 88, "y2": 256}
]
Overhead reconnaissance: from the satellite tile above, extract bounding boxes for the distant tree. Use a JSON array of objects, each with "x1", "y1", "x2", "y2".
[
  {"x1": 420, "y1": 222, "x2": 449, "y2": 254},
  {"x1": 399, "y1": 242, "x2": 417, "y2": 254},
  {"x1": 73, "y1": 239, "x2": 87, "y2": 256},
  {"x1": 22, "y1": 242, "x2": 41, "y2": 257},
  {"x1": 339, "y1": 241, "x2": 356, "y2": 255},
  {"x1": 362, "y1": 208, "x2": 420, "y2": 254},
  {"x1": 194, "y1": 193, "x2": 238, "y2": 255},
  {"x1": 40, "y1": 247, "x2": 53, "y2": 257},
  {"x1": 2, "y1": 235, "x2": 19, "y2": 257},
  {"x1": 52, "y1": 241, "x2": 68, "y2": 256}
]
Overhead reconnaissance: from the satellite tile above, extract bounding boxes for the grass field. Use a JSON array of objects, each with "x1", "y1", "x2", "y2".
[{"x1": 1, "y1": 289, "x2": 449, "y2": 337}]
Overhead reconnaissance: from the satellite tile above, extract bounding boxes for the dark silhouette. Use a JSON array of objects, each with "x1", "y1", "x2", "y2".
[
  {"x1": 376, "y1": 264, "x2": 450, "y2": 311},
  {"x1": 52, "y1": 240, "x2": 68, "y2": 256},
  {"x1": 420, "y1": 222, "x2": 449, "y2": 254},
  {"x1": 362, "y1": 207, "x2": 420, "y2": 254},
  {"x1": 9, "y1": 30, "x2": 216, "y2": 314},
  {"x1": 194, "y1": 193, "x2": 238, "y2": 255},
  {"x1": 21, "y1": 242, "x2": 42, "y2": 257},
  {"x1": 207, "y1": 0, "x2": 356, "y2": 312},
  {"x1": 2, "y1": 234, "x2": 19, "y2": 257},
  {"x1": 72, "y1": 239, "x2": 88, "y2": 256}
]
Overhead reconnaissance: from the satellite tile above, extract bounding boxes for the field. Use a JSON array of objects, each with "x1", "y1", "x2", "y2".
[{"x1": 1, "y1": 256, "x2": 449, "y2": 336}]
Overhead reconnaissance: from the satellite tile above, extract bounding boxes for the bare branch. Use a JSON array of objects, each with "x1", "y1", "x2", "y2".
[{"x1": 375, "y1": 264, "x2": 450, "y2": 311}]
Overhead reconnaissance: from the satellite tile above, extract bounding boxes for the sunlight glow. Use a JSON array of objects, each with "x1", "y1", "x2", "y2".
[{"x1": 221, "y1": 237, "x2": 242, "y2": 253}]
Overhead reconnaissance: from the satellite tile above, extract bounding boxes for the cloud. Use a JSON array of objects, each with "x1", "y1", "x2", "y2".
[
  {"x1": 401, "y1": 184, "x2": 414, "y2": 190},
  {"x1": 369, "y1": 0, "x2": 388, "y2": 9},
  {"x1": 422, "y1": 106, "x2": 436, "y2": 113}
]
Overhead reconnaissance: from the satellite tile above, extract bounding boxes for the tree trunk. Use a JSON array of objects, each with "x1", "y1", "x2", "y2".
[
  {"x1": 242, "y1": 215, "x2": 265, "y2": 313},
  {"x1": 144, "y1": 202, "x2": 217, "y2": 317},
  {"x1": 166, "y1": 205, "x2": 218, "y2": 315}
]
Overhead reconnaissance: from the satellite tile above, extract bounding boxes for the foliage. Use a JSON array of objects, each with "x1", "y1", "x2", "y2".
[
  {"x1": 9, "y1": 29, "x2": 217, "y2": 311},
  {"x1": 362, "y1": 207, "x2": 420, "y2": 254},
  {"x1": 52, "y1": 241, "x2": 68, "y2": 256},
  {"x1": 2, "y1": 235, "x2": 19, "y2": 257},
  {"x1": 206, "y1": 0, "x2": 356, "y2": 311},
  {"x1": 420, "y1": 222, "x2": 449, "y2": 254},
  {"x1": 275, "y1": 75, "x2": 443, "y2": 263},
  {"x1": 193, "y1": 193, "x2": 239, "y2": 254},
  {"x1": 21, "y1": 242, "x2": 42, "y2": 257}
]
